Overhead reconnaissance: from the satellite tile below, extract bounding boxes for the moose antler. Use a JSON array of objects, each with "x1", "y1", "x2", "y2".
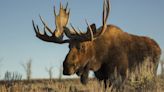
[
  {"x1": 33, "y1": 0, "x2": 110, "y2": 43},
  {"x1": 32, "y1": 2, "x2": 70, "y2": 44},
  {"x1": 63, "y1": 0, "x2": 110, "y2": 42},
  {"x1": 100, "y1": 0, "x2": 110, "y2": 36},
  {"x1": 54, "y1": 2, "x2": 70, "y2": 38},
  {"x1": 63, "y1": 23, "x2": 94, "y2": 41},
  {"x1": 87, "y1": 0, "x2": 110, "y2": 37}
]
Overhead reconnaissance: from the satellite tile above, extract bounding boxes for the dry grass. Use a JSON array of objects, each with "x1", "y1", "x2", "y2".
[
  {"x1": 0, "y1": 77, "x2": 164, "y2": 92},
  {"x1": 0, "y1": 59, "x2": 164, "y2": 92},
  {"x1": 0, "y1": 79, "x2": 101, "y2": 92}
]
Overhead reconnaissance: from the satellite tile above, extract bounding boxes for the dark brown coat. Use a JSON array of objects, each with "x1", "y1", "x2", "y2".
[
  {"x1": 32, "y1": 0, "x2": 161, "y2": 87},
  {"x1": 63, "y1": 24, "x2": 161, "y2": 86}
]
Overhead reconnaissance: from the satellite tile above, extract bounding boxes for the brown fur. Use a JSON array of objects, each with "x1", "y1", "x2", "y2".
[
  {"x1": 32, "y1": 0, "x2": 161, "y2": 88},
  {"x1": 63, "y1": 24, "x2": 161, "y2": 87}
]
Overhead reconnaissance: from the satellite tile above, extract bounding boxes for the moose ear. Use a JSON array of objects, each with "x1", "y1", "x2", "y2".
[{"x1": 87, "y1": 23, "x2": 97, "y2": 34}]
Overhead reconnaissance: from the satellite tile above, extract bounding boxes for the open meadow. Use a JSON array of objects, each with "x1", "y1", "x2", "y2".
[
  {"x1": 0, "y1": 60, "x2": 164, "y2": 92},
  {"x1": 0, "y1": 76, "x2": 164, "y2": 92}
]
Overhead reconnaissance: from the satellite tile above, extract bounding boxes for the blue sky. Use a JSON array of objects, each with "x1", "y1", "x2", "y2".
[{"x1": 0, "y1": 0, "x2": 164, "y2": 79}]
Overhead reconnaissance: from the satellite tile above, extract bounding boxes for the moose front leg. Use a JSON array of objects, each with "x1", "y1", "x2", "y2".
[
  {"x1": 80, "y1": 68, "x2": 89, "y2": 85},
  {"x1": 76, "y1": 64, "x2": 90, "y2": 85}
]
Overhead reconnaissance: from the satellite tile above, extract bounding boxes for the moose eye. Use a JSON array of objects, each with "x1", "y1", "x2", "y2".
[{"x1": 79, "y1": 45, "x2": 86, "y2": 53}]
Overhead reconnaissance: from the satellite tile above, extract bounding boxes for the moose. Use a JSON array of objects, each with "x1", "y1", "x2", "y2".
[{"x1": 32, "y1": 0, "x2": 161, "y2": 88}]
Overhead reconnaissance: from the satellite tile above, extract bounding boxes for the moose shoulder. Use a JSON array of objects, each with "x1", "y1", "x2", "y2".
[{"x1": 32, "y1": 0, "x2": 161, "y2": 88}]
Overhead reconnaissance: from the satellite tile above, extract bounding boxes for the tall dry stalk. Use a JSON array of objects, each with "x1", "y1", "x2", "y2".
[
  {"x1": 161, "y1": 60, "x2": 164, "y2": 77},
  {"x1": 45, "y1": 66, "x2": 53, "y2": 81},
  {"x1": 0, "y1": 58, "x2": 3, "y2": 78},
  {"x1": 161, "y1": 52, "x2": 164, "y2": 77},
  {"x1": 21, "y1": 59, "x2": 32, "y2": 81},
  {"x1": 59, "y1": 65, "x2": 63, "y2": 81}
]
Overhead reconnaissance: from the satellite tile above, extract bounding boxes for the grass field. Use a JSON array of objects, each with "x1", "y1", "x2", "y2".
[
  {"x1": 0, "y1": 76, "x2": 164, "y2": 92},
  {"x1": 0, "y1": 60, "x2": 164, "y2": 92}
]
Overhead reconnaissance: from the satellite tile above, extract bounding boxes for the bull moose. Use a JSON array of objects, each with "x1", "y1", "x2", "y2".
[{"x1": 32, "y1": 0, "x2": 161, "y2": 88}]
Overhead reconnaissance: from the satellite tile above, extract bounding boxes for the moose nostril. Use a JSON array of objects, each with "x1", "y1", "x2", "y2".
[{"x1": 63, "y1": 70, "x2": 71, "y2": 75}]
